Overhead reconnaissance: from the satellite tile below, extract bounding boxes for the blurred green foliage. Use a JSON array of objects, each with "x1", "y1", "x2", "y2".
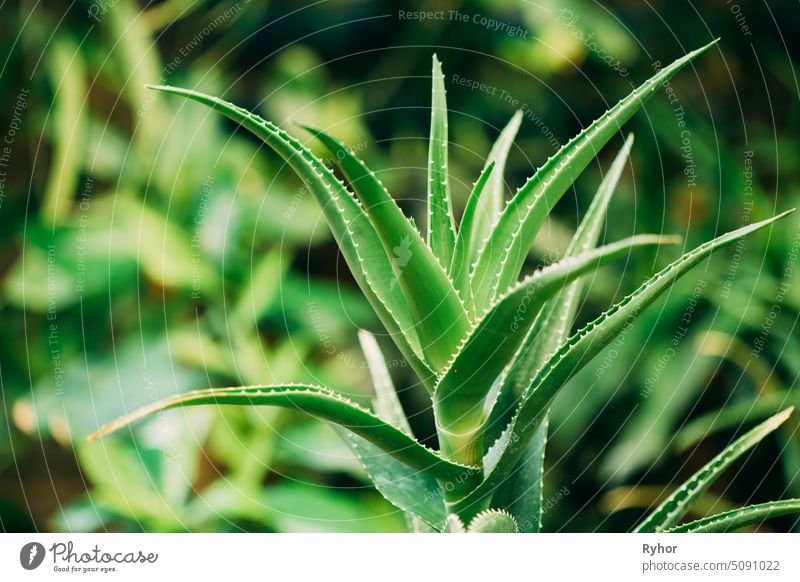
[{"x1": 1, "y1": 0, "x2": 798, "y2": 531}]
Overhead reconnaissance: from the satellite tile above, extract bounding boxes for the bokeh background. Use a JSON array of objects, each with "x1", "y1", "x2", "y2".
[{"x1": 1, "y1": 0, "x2": 800, "y2": 532}]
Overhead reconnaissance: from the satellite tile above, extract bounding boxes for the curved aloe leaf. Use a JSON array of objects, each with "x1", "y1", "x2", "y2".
[
  {"x1": 470, "y1": 111, "x2": 523, "y2": 254},
  {"x1": 427, "y1": 54, "x2": 457, "y2": 268},
  {"x1": 487, "y1": 138, "x2": 635, "y2": 529},
  {"x1": 336, "y1": 429, "x2": 446, "y2": 530},
  {"x1": 469, "y1": 40, "x2": 719, "y2": 312},
  {"x1": 88, "y1": 384, "x2": 476, "y2": 483},
  {"x1": 148, "y1": 85, "x2": 436, "y2": 388},
  {"x1": 676, "y1": 391, "x2": 797, "y2": 452},
  {"x1": 434, "y1": 233, "x2": 680, "y2": 458},
  {"x1": 666, "y1": 499, "x2": 800, "y2": 533},
  {"x1": 467, "y1": 509, "x2": 519, "y2": 533},
  {"x1": 635, "y1": 407, "x2": 793, "y2": 532},
  {"x1": 451, "y1": 210, "x2": 794, "y2": 519},
  {"x1": 302, "y1": 126, "x2": 470, "y2": 373},
  {"x1": 451, "y1": 162, "x2": 495, "y2": 308}
]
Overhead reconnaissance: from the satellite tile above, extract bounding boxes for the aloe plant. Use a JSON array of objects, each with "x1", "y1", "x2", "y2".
[{"x1": 90, "y1": 42, "x2": 800, "y2": 532}]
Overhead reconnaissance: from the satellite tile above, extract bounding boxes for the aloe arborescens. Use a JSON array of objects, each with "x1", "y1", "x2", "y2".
[{"x1": 90, "y1": 42, "x2": 800, "y2": 532}]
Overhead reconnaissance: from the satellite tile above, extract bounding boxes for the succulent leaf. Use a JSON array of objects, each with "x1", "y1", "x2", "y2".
[
  {"x1": 666, "y1": 499, "x2": 800, "y2": 533},
  {"x1": 435, "y1": 234, "x2": 680, "y2": 447},
  {"x1": 450, "y1": 210, "x2": 794, "y2": 519},
  {"x1": 358, "y1": 330, "x2": 413, "y2": 435},
  {"x1": 487, "y1": 138, "x2": 634, "y2": 530},
  {"x1": 514, "y1": 134, "x2": 636, "y2": 392},
  {"x1": 470, "y1": 111, "x2": 523, "y2": 254},
  {"x1": 88, "y1": 384, "x2": 477, "y2": 483},
  {"x1": 450, "y1": 161, "x2": 495, "y2": 309},
  {"x1": 427, "y1": 54, "x2": 457, "y2": 268},
  {"x1": 336, "y1": 429, "x2": 446, "y2": 530},
  {"x1": 355, "y1": 333, "x2": 438, "y2": 528},
  {"x1": 469, "y1": 40, "x2": 719, "y2": 312},
  {"x1": 147, "y1": 85, "x2": 437, "y2": 387},
  {"x1": 303, "y1": 125, "x2": 471, "y2": 374},
  {"x1": 636, "y1": 407, "x2": 794, "y2": 532},
  {"x1": 675, "y1": 391, "x2": 798, "y2": 452},
  {"x1": 490, "y1": 418, "x2": 548, "y2": 533}
]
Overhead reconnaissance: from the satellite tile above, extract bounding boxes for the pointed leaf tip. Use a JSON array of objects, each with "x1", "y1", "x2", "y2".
[
  {"x1": 87, "y1": 384, "x2": 477, "y2": 483},
  {"x1": 469, "y1": 43, "x2": 717, "y2": 311},
  {"x1": 636, "y1": 406, "x2": 794, "y2": 532}
]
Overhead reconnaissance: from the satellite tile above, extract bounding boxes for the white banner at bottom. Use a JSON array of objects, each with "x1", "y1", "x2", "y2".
[{"x1": 1, "y1": 533, "x2": 797, "y2": 581}]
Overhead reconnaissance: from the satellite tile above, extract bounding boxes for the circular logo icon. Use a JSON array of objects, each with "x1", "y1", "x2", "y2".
[{"x1": 20, "y1": 542, "x2": 46, "y2": 570}]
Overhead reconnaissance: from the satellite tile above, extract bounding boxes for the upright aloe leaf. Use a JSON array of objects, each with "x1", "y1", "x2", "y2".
[
  {"x1": 355, "y1": 331, "x2": 436, "y2": 531},
  {"x1": 514, "y1": 134, "x2": 635, "y2": 391},
  {"x1": 358, "y1": 330, "x2": 412, "y2": 435},
  {"x1": 451, "y1": 210, "x2": 794, "y2": 519},
  {"x1": 666, "y1": 499, "x2": 800, "y2": 533},
  {"x1": 485, "y1": 135, "x2": 635, "y2": 447},
  {"x1": 469, "y1": 40, "x2": 719, "y2": 312},
  {"x1": 489, "y1": 136, "x2": 634, "y2": 531},
  {"x1": 88, "y1": 384, "x2": 477, "y2": 484},
  {"x1": 490, "y1": 418, "x2": 548, "y2": 533},
  {"x1": 300, "y1": 126, "x2": 471, "y2": 374},
  {"x1": 434, "y1": 234, "x2": 678, "y2": 467},
  {"x1": 470, "y1": 111, "x2": 523, "y2": 255},
  {"x1": 635, "y1": 407, "x2": 794, "y2": 533},
  {"x1": 427, "y1": 54, "x2": 457, "y2": 268},
  {"x1": 148, "y1": 86, "x2": 438, "y2": 385},
  {"x1": 450, "y1": 162, "x2": 495, "y2": 307}
]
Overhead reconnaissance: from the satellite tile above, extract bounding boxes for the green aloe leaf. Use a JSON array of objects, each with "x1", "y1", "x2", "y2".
[
  {"x1": 487, "y1": 138, "x2": 634, "y2": 530},
  {"x1": 358, "y1": 330, "x2": 412, "y2": 435},
  {"x1": 467, "y1": 509, "x2": 519, "y2": 533},
  {"x1": 666, "y1": 499, "x2": 800, "y2": 533},
  {"x1": 148, "y1": 85, "x2": 436, "y2": 386},
  {"x1": 515, "y1": 134, "x2": 635, "y2": 391},
  {"x1": 469, "y1": 40, "x2": 718, "y2": 312},
  {"x1": 88, "y1": 384, "x2": 475, "y2": 483},
  {"x1": 336, "y1": 429, "x2": 446, "y2": 531},
  {"x1": 452, "y1": 210, "x2": 794, "y2": 519},
  {"x1": 484, "y1": 135, "x2": 635, "y2": 448},
  {"x1": 301, "y1": 125, "x2": 471, "y2": 373},
  {"x1": 675, "y1": 391, "x2": 797, "y2": 452},
  {"x1": 636, "y1": 407, "x2": 794, "y2": 533},
  {"x1": 355, "y1": 330, "x2": 435, "y2": 532},
  {"x1": 490, "y1": 418, "x2": 548, "y2": 533},
  {"x1": 434, "y1": 233, "x2": 679, "y2": 455},
  {"x1": 427, "y1": 54, "x2": 457, "y2": 268},
  {"x1": 451, "y1": 162, "x2": 496, "y2": 308},
  {"x1": 470, "y1": 111, "x2": 523, "y2": 255}
]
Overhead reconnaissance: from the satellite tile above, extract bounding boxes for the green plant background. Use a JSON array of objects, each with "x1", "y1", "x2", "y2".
[{"x1": 1, "y1": 0, "x2": 798, "y2": 532}]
